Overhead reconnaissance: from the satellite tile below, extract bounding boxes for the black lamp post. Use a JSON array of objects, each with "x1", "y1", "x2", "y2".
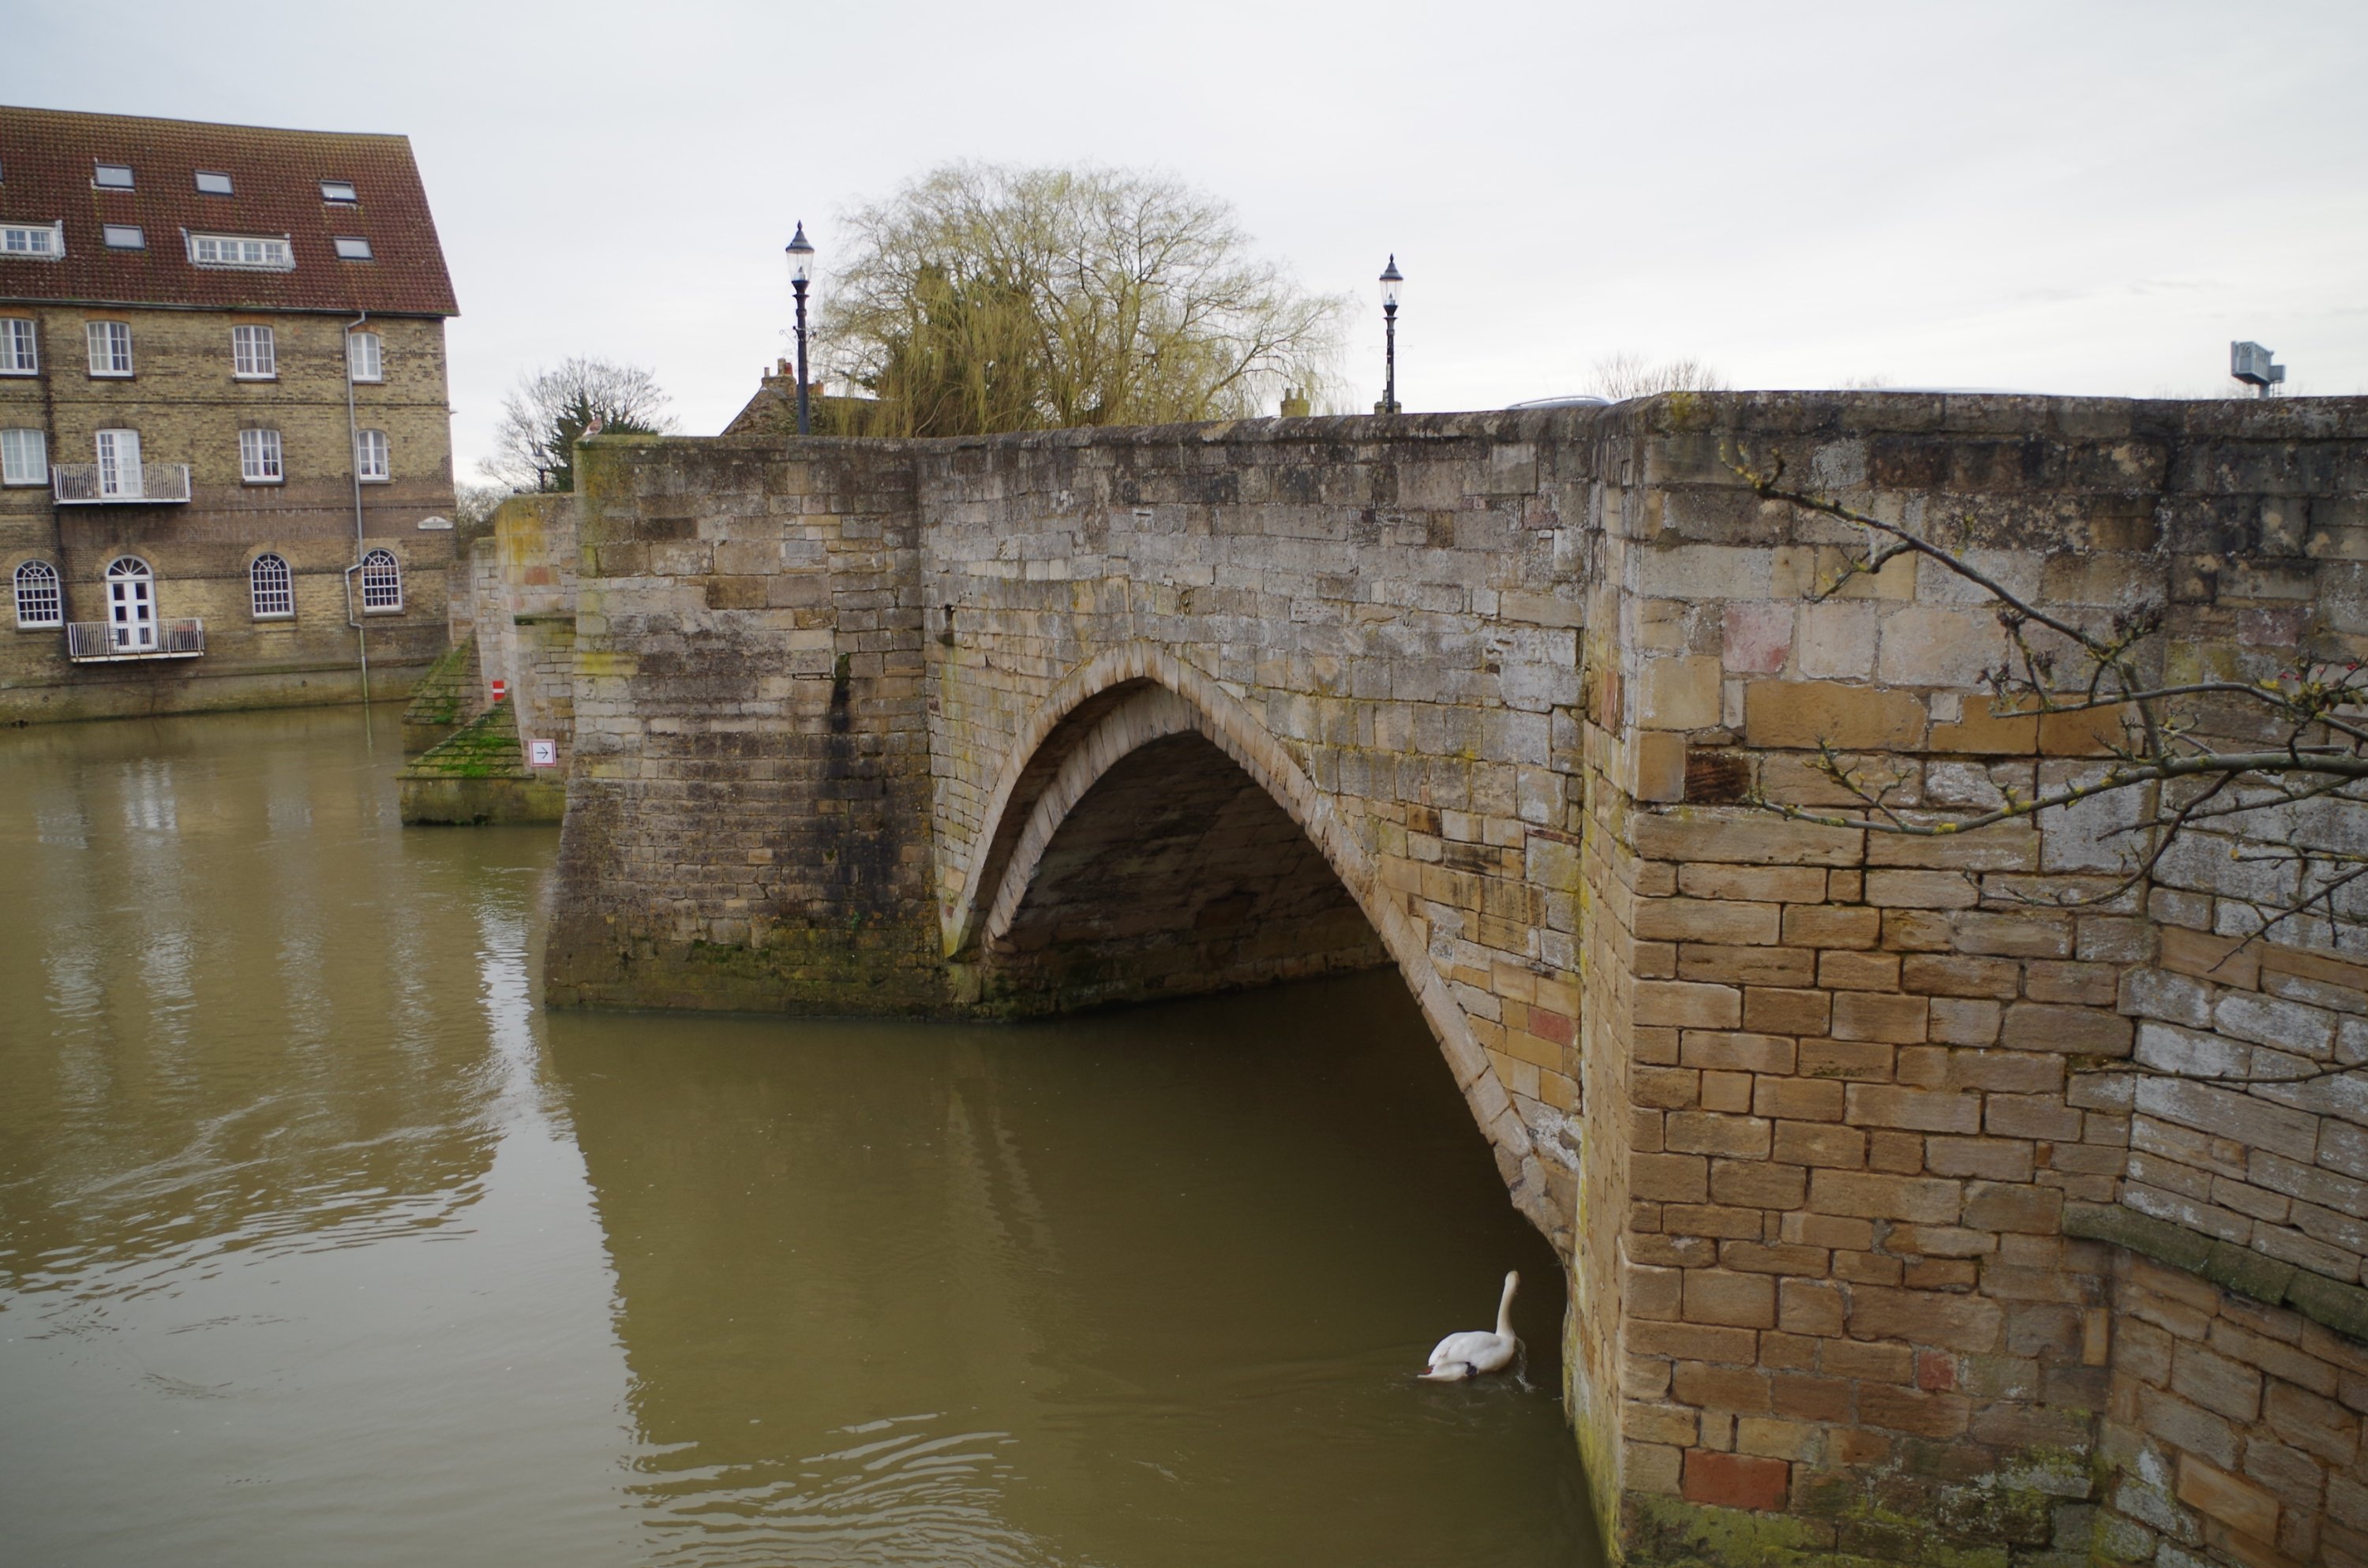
[
  {"x1": 786, "y1": 221, "x2": 816, "y2": 436},
  {"x1": 1378, "y1": 254, "x2": 1403, "y2": 414}
]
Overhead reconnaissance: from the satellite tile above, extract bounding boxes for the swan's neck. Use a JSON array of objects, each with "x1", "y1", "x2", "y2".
[{"x1": 1496, "y1": 1275, "x2": 1518, "y2": 1338}]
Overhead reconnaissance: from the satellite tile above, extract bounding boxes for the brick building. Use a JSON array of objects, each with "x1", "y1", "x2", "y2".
[{"x1": 0, "y1": 106, "x2": 459, "y2": 722}]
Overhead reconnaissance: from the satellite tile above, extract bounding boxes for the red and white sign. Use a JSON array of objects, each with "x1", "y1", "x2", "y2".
[{"x1": 490, "y1": 679, "x2": 508, "y2": 702}]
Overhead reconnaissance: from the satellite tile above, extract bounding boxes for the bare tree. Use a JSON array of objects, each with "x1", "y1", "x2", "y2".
[
  {"x1": 818, "y1": 163, "x2": 1347, "y2": 436},
  {"x1": 1732, "y1": 447, "x2": 2368, "y2": 1076},
  {"x1": 1590, "y1": 352, "x2": 1730, "y2": 401},
  {"x1": 481, "y1": 358, "x2": 675, "y2": 492}
]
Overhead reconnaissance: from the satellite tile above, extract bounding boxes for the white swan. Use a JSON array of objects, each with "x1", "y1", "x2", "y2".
[{"x1": 1418, "y1": 1270, "x2": 1521, "y2": 1381}]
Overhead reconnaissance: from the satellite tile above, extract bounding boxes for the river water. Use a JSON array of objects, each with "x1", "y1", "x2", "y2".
[{"x1": 0, "y1": 706, "x2": 1598, "y2": 1567}]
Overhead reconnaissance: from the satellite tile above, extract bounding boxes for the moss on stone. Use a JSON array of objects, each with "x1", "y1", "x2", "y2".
[{"x1": 2066, "y1": 1199, "x2": 2368, "y2": 1343}]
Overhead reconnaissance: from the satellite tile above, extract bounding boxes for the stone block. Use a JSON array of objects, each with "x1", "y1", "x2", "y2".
[
  {"x1": 1955, "y1": 911, "x2": 2075, "y2": 958},
  {"x1": 1667, "y1": 1112, "x2": 1774, "y2": 1160},
  {"x1": 1680, "y1": 1031, "x2": 1797, "y2": 1073},
  {"x1": 1743, "y1": 680, "x2": 1928, "y2": 750},
  {"x1": 1672, "y1": 1361, "x2": 1774, "y2": 1413},
  {"x1": 1849, "y1": 1285, "x2": 2005, "y2": 1353},
  {"x1": 2175, "y1": 1457, "x2": 2280, "y2": 1542},
  {"x1": 1636, "y1": 980, "x2": 1744, "y2": 1030},
  {"x1": 2000, "y1": 1003, "x2": 2134, "y2": 1054},
  {"x1": 1929, "y1": 997, "x2": 2004, "y2": 1044},
  {"x1": 1680, "y1": 864, "x2": 1830, "y2": 904},
  {"x1": 1832, "y1": 991, "x2": 1930, "y2": 1043},
  {"x1": 1711, "y1": 1161, "x2": 1810, "y2": 1211},
  {"x1": 1744, "y1": 986, "x2": 1833, "y2": 1035},
  {"x1": 1799, "y1": 1038, "x2": 1896, "y2": 1080},
  {"x1": 1859, "y1": 1384, "x2": 1973, "y2": 1438},
  {"x1": 1783, "y1": 905, "x2": 1883, "y2": 948},
  {"x1": 1722, "y1": 602, "x2": 1794, "y2": 675},
  {"x1": 1847, "y1": 1084, "x2": 1982, "y2": 1133},
  {"x1": 1876, "y1": 605, "x2": 2011, "y2": 687},
  {"x1": 1902, "y1": 953, "x2": 2024, "y2": 998},
  {"x1": 1755, "y1": 1077, "x2": 1845, "y2": 1121},
  {"x1": 1681, "y1": 1450, "x2": 1789, "y2": 1512},
  {"x1": 1797, "y1": 602, "x2": 1877, "y2": 679},
  {"x1": 1632, "y1": 813, "x2": 1864, "y2": 867},
  {"x1": 1637, "y1": 898, "x2": 1782, "y2": 945},
  {"x1": 1810, "y1": 1169, "x2": 1961, "y2": 1225},
  {"x1": 1775, "y1": 1121, "x2": 1868, "y2": 1169},
  {"x1": 1925, "y1": 1136, "x2": 2036, "y2": 1181},
  {"x1": 1779, "y1": 1278, "x2": 1846, "y2": 1336},
  {"x1": 1962, "y1": 1181, "x2": 2063, "y2": 1234},
  {"x1": 1864, "y1": 869, "x2": 1981, "y2": 909},
  {"x1": 1685, "y1": 1269, "x2": 1778, "y2": 1328},
  {"x1": 1820, "y1": 950, "x2": 1902, "y2": 990},
  {"x1": 1639, "y1": 655, "x2": 1724, "y2": 730}
]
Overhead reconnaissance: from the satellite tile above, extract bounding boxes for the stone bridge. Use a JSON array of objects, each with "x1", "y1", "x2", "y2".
[{"x1": 541, "y1": 395, "x2": 2368, "y2": 1568}]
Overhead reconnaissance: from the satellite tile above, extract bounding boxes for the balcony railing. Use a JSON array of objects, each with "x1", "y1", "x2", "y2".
[
  {"x1": 51, "y1": 463, "x2": 193, "y2": 504},
  {"x1": 65, "y1": 619, "x2": 204, "y2": 662}
]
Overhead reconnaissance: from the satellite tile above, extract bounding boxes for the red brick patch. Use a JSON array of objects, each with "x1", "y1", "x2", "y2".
[{"x1": 1681, "y1": 1449, "x2": 1790, "y2": 1512}]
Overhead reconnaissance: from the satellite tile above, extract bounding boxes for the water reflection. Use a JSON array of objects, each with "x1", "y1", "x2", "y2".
[
  {"x1": 555, "y1": 982, "x2": 1594, "y2": 1567},
  {"x1": 0, "y1": 707, "x2": 1598, "y2": 1566}
]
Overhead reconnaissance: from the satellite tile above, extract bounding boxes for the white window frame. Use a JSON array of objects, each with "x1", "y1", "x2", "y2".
[
  {"x1": 231, "y1": 324, "x2": 277, "y2": 379},
  {"x1": 347, "y1": 331, "x2": 383, "y2": 383},
  {"x1": 239, "y1": 428, "x2": 283, "y2": 485},
  {"x1": 102, "y1": 224, "x2": 144, "y2": 250},
  {"x1": 359, "y1": 548, "x2": 403, "y2": 614},
  {"x1": 13, "y1": 559, "x2": 62, "y2": 628},
  {"x1": 0, "y1": 428, "x2": 47, "y2": 485},
  {"x1": 320, "y1": 180, "x2": 358, "y2": 204},
  {"x1": 86, "y1": 320, "x2": 133, "y2": 378},
  {"x1": 96, "y1": 429, "x2": 143, "y2": 499},
  {"x1": 2, "y1": 223, "x2": 63, "y2": 260},
  {"x1": 355, "y1": 428, "x2": 390, "y2": 482},
  {"x1": 188, "y1": 233, "x2": 294, "y2": 271},
  {"x1": 92, "y1": 163, "x2": 134, "y2": 190},
  {"x1": 194, "y1": 170, "x2": 233, "y2": 195},
  {"x1": 332, "y1": 236, "x2": 373, "y2": 260},
  {"x1": 249, "y1": 553, "x2": 294, "y2": 619},
  {"x1": 0, "y1": 317, "x2": 34, "y2": 373}
]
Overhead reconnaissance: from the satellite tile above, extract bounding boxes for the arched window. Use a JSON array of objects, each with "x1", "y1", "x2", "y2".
[
  {"x1": 13, "y1": 559, "x2": 61, "y2": 627},
  {"x1": 249, "y1": 553, "x2": 293, "y2": 619},
  {"x1": 359, "y1": 548, "x2": 402, "y2": 613}
]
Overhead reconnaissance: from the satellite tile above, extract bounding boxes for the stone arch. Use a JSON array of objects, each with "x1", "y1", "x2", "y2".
[{"x1": 942, "y1": 643, "x2": 1561, "y2": 1245}]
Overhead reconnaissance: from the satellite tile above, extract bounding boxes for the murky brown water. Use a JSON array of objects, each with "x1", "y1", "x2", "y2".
[{"x1": 0, "y1": 706, "x2": 1599, "y2": 1566}]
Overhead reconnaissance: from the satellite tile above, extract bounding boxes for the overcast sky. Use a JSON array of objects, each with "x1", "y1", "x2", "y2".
[{"x1": 16, "y1": 0, "x2": 2366, "y2": 479}]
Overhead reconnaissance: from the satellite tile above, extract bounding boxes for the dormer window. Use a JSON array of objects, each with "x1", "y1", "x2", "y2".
[
  {"x1": 194, "y1": 170, "x2": 234, "y2": 195},
  {"x1": 103, "y1": 224, "x2": 145, "y2": 250},
  {"x1": 189, "y1": 233, "x2": 294, "y2": 271},
  {"x1": 94, "y1": 163, "x2": 133, "y2": 189},
  {"x1": 2, "y1": 223, "x2": 62, "y2": 259},
  {"x1": 320, "y1": 180, "x2": 358, "y2": 204},
  {"x1": 332, "y1": 236, "x2": 373, "y2": 260}
]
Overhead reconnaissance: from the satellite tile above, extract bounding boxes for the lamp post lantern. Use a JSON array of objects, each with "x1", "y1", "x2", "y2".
[
  {"x1": 1377, "y1": 255, "x2": 1403, "y2": 415},
  {"x1": 786, "y1": 222, "x2": 817, "y2": 436}
]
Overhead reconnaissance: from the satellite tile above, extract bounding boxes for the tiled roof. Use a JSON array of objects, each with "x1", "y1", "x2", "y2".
[{"x1": 0, "y1": 106, "x2": 457, "y2": 316}]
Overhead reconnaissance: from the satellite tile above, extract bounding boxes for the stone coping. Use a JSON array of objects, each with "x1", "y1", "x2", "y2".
[
  {"x1": 2066, "y1": 1199, "x2": 2368, "y2": 1344},
  {"x1": 579, "y1": 390, "x2": 2368, "y2": 466}
]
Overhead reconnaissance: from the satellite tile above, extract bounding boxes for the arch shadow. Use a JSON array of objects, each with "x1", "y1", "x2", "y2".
[{"x1": 940, "y1": 644, "x2": 1561, "y2": 1247}]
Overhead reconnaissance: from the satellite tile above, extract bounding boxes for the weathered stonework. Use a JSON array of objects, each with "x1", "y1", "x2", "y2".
[{"x1": 538, "y1": 393, "x2": 2368, "y2": 1567}]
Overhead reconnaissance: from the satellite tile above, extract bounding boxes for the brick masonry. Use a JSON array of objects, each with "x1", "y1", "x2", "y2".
[{"x1": 536, "y1": 393, "x2": 2368, "y2": 1566}]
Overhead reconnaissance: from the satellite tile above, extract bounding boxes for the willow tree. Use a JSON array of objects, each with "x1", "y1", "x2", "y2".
[{"x1": 818, "y1": 164, "x2": 1345, "y2": 436}]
